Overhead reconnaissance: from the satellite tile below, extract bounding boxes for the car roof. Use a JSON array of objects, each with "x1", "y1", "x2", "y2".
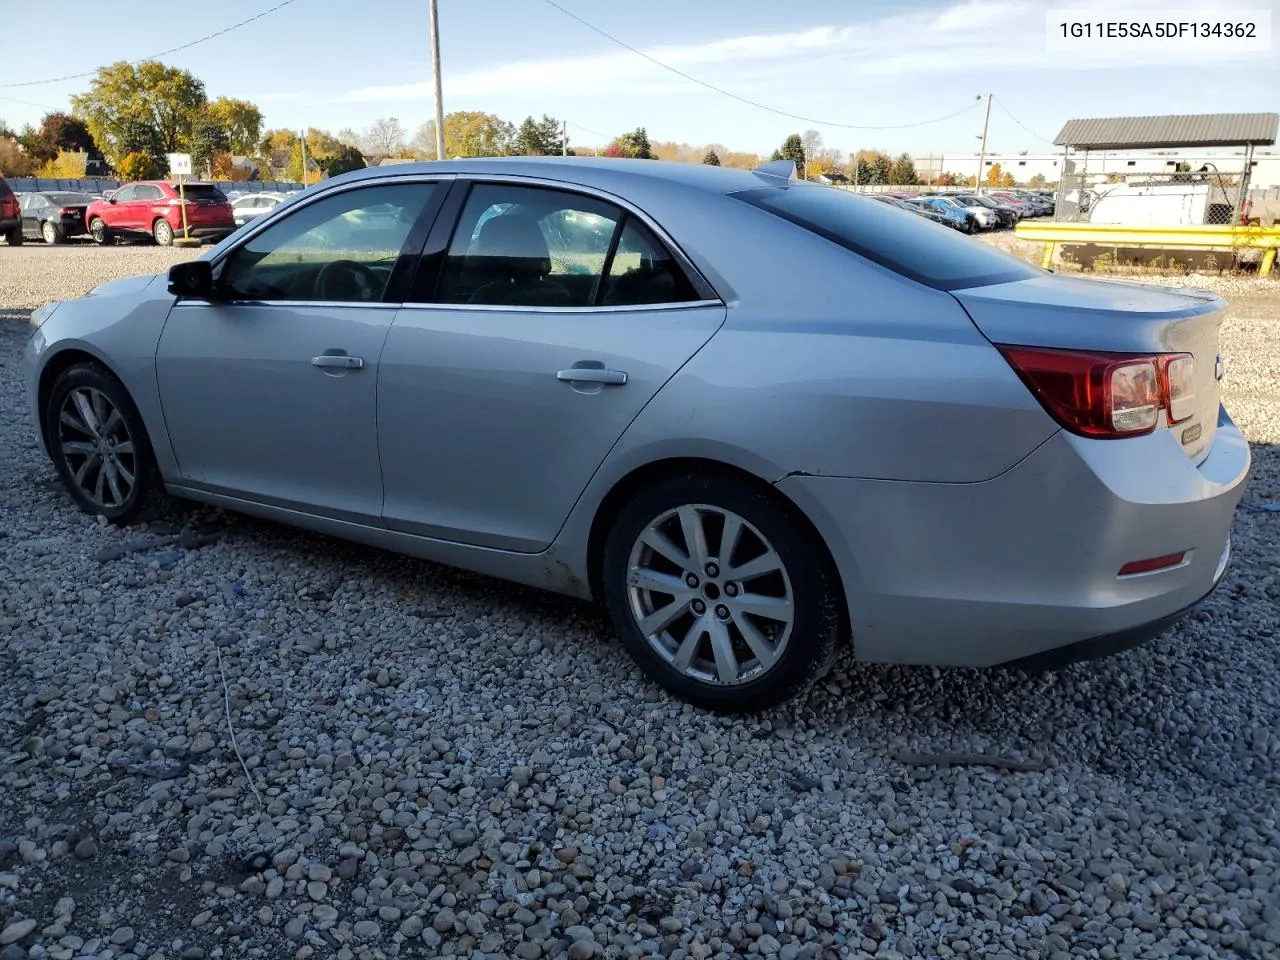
[{"x1": 328, "y1": 156, "x2": 773, "y2": 197}]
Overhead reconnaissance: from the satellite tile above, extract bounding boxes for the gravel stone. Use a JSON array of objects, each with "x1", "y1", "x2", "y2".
[{"x1": 1, "y1": 249, "x2": 1279, "y2": 959}]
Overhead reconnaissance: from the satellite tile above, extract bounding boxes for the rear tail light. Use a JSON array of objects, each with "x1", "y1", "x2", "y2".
[
  {"x1": 1119, "y1": 552, "x2": 1186, "y2": 575},
  {"x1": 997, "y1": 346, "x2": 1195, "y2": 439}
]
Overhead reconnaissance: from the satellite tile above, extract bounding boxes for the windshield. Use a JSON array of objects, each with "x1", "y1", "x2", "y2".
[{"x1": 732, "y1": 183, "x2": 1041, "y2": 290}]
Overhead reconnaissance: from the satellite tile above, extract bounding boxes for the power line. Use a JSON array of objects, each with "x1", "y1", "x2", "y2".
[
  {"x1": 542, "y1": 0, "x2": 980, "y2": 131},
  {"x1": 0, "y1": 93, "x2": 63, "y2": 111},
  {"x1": 992, "y1": 97, "x2": 1057, "y2": 147},
  {"x1": 0, "y1": 0, "x2": 302, "y2": 89},
  {"x1": 565, "y1": 119, "x2": 611, "y2": 140}
]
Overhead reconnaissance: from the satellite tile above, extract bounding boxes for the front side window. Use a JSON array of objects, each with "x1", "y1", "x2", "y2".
[
  {"x1": 219, "y1": 182, "x2": 437, "y2": 303},
  {"x1": 433, "y1": 183, "x2": 701, "y2": 308},
  {"x1": 111, "y1": 186, "x2": 137, "y2": 203},
  {"x1": 732, "y1": 183, "x2": 1040, "y2": 290}
]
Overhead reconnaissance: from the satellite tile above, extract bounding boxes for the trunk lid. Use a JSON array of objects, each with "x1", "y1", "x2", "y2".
[{"x1": 951, "y1": 274, "x2": 1224, "y2": 462}]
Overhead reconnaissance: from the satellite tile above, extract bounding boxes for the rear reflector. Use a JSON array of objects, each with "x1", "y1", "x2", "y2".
[
  {"x1": 1118, "y1": 553, "x2": 1186, "y2": 576},
  {"x1": 997, "y1": 345, "x2": 1194, "y2": 439}
]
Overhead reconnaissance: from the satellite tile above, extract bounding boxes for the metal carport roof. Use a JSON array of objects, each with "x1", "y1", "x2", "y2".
[{"x1": 1053, "y1": 113, "x2": 1278, "y2": 150}]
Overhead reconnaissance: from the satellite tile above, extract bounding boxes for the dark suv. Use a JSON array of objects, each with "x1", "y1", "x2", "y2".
[{"x1": 0, "y1": 176, "x2": 22, "y2": 245}]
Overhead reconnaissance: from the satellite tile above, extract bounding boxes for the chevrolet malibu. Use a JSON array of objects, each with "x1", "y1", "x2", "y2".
[{"x1": 24, "y1": 157, "x2": 1250, "y2": 712}]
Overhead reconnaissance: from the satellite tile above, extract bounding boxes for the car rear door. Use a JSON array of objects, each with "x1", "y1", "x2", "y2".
[{"x1": 376, "y1": 178, "x2": 726, "y2": 553}]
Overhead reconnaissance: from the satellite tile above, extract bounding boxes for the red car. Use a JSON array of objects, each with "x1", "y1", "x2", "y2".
[
  {"x1": 86, "y1": 180, "x2": 235, "y2": 246},
  {"x1": 0, "y1": 176, "x2": 22, "y2": 245}
]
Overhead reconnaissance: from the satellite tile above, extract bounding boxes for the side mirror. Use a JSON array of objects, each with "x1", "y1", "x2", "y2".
[
  {"x1": 107, "y1": 196, "x2": 117, "y2": 203},
  {"x1": 168, "y1": 260, "x2": 214, "y2": 299}
]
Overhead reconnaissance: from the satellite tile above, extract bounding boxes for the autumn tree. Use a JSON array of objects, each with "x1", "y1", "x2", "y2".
[
  {"x1": 888, "y1": 153, "x2": 918, "y2": 186},
  {"x1": 39, "y1": 150, "x2": 89, "y2": 178},
  {"x1": 258, "y1": 129, "x2": 299, "y2": 178},
  {"x1": 0, "y1": 119, "x2": 14, "y2": 140},
  {"x1": 117, "y1": 151, "x2": 165, "y2": 181},
  {"x1": 364, "y1": 117, "x2": 406, "y2": 155},
  {"x1": 932, "y1": 172, "x2": 959, "y2": 186},
  {"x1": 702, "y1": 148, "x2": 721, "y2": 165},
  {"x1": 19, "y1": 113, "x2": 96, "y2": 164},
  {"x1": 611, "y1": 127, "x2": 653, "y2": 159},
  {"x1": 800, "y1": 129, "x2": 822, "y2": 177},
  {"x1": 984, "y1": 162, "x2": 1004, "y2": 187},
  {"x1": 73, "y1": 61, "x2": 208, "y2": 169},
  {"x1": 1000, "y1": 171, "x2": 1017, "y2": 187},
  {"x1": 1028, "y1": 172, "x2": 1048, "y2": 188},
  {"x1": 0, "y1": 138, "x2": 34, "y2": 177},
  {"x1": 414, "y1": 112, "x2": 514, "y2": 158},
  {"x1": 206, "y1": 97, "x2": 262, "y2": 156}
]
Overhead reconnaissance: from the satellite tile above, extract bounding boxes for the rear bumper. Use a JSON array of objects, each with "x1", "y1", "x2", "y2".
[
  {"x1": 180, "y1": 224, "x2": 235, "y2": 240},
  {"x1": 775, "y1": 406, "x2": 1250, "y2": 667}
]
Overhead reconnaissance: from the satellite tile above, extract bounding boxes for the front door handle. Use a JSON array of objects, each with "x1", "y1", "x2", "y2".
[
  {"x1": 312, "y1": 353, "x2": 364, "y2": 370},
  {"x1": 556, "y1": 365, "x2": 627, "y2": 386}
]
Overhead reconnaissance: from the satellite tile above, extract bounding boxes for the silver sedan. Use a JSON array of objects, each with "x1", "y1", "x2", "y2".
[{"x1": 23, "y1": 157, "x2": 1250, "y2": 711}]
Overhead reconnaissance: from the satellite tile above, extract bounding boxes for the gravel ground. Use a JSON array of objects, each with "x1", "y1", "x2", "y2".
[{"x1": 0, "y1": 247, "x2": 1278, "y2": 960}]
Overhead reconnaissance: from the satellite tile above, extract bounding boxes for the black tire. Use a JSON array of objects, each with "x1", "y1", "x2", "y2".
[
  {"x1": 45, "y1": 363, "x2": 164, "y2": 526},
  {"x1": 601, "y1": 471, "x2": 843, "y2": 713},
  {"x1": 153, "y1": 219, "x2": 174, "y2": 246},
  {"x1": 42, "y1": 220, "x2": 63, "y2": 245},
  {"x1": 89, "y1": 218, "x2": 110, "y2": 245},
  {"x1": 5, "y1": 225, "x2": 23, "y2": 246}
]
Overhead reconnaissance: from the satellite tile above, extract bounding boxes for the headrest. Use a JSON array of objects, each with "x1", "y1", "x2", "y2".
[{"x1": 468, "y1": 214, "x2": 551, "y2": 278}]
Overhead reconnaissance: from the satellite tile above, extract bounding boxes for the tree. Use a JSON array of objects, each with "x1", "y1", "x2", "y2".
[
  {"x1": 932, "y1": 172, "x2": 959, "y2": 186},
  {"x1": 1000, "y1": 171, "x2": 1017, "y2": 188},
  {"x1": 800, "y1": 129, "x2": 822, "y2": 177},
  {"x1": 513, "y1": 115, "x2": 563, "y2": 156},
  {"x1": 336, "y1": 127, "x2": 363, "y2": 150},
  {"x1": 888, "y1": 153, "x2": 918, "y2": 186},
  {"x1": 206, "y1": 97, "x2": 262, "y2": 156},
  {"x1": 117, "y1": 151, "x2": 165, "y2": 181},
  {"x1": 258, "y1": 129, "x2": 299, "y2": 177},
  {"x1": 0, "y1": 138, "x2": 34, "y2": 177},
  {"x1": 414, "y1": 112, "x2": 514, "y2": 158},
  {"x1": 984, "y1": 162, "x2": 1004, "y2": 187},
  {"x1": 0, "y1": 119, "x2": 14, "y2": 140},
  {"x1": 318, "y1": 144, "x2": 366, "y2": 177},
  {"x1": 702, "y1": 148, "x2": 721, "y2": 166},
  {"x1": 778, "y1": 134, "x2": 805, "y2": 176},
  {"x1": 188, "y1": 110, "x2": 229, "y2": 176},
  {"x1": 870, "y1": 153, "x2": 892, "y2": 185},
  {"x1": 72, "y1": 61, "x2": 208, "y2": 170},
  {"x1": 1028, "y1": 172, "x2": 1048, "y2": 188},
  {"x1": 38, "y1": 150, "x2": 89, "y2": 178},
  {"x1": 611, "y1": 127, "x2": 653, "y2": 159},
  {"x1": 20, "y1": 113, "x2": 96, "y2": 164},
  {"x1": 364, "y1": 117, "x2": 406, "y2": 155}
]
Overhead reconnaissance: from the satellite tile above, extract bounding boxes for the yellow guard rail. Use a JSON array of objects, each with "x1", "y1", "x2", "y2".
[{"x1": 1013, "y1": 221, "x2": 1280, "y2": 276}]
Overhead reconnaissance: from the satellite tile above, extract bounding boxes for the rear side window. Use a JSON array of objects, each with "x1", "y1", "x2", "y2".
[
  {"x1": 181, "y1": 184, "x2": 229, "y2": 202},
  {"x1": 731, "y1": 183, "x2": 1041, "y2": 291}
]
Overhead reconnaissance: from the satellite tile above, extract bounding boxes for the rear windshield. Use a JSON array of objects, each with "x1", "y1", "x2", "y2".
[
  {"x1": 179, "y1": 184, "x2": 229, "y2": 202},
  {"x1": 731, "y1": 183, "x2": 1041, "y2": 291},
  {"x1": 47, "y1": 192, "x2": 92, "y2": 204}
]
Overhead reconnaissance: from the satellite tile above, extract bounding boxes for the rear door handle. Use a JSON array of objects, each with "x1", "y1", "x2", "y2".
[
  {"x1": 556, "y1": 366, "x2": 627, "y2": 386},
  {"x1": 312, "y1": 354, "x2": 364, "y2": 370}
]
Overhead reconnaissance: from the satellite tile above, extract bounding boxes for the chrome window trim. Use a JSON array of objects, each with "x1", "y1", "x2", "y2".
[
  {"x1": 439, "y1": 172, "x2": 722, "y2": 305},
  {"x1": 396, "y1": 298, "x2": 724, "y2": 315},
  {"x1": 172, "y1": 299, "x2": 399, "y2": 312}
]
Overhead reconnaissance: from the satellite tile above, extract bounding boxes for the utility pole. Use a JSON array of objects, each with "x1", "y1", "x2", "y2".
[
  {"x1": 562, "y1": 120, "x2": 568, "y2": 157},
  {"x1": 975, "y1": 93, "x2": 992, "y2": 193},
  {"x1": 429, "y1": 0, "x2": 445, "y2": 160},
  {"x1": 299, "y1": 130, "x2": 307, "y2": 186}
]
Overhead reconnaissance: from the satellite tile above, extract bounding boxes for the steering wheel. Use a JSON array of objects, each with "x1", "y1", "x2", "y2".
[{"x1": 315, "y1": 259, "x2": 381, "y2": 301}]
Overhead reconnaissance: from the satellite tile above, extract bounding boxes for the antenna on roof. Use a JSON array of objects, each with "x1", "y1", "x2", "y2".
[{"x1": 753, "y1": 159, "x2": 796, "y2": 181}]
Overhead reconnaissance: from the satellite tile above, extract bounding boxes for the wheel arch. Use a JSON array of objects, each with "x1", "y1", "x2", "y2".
[
  {"x1": 584, "y1": 456, "x2": 851, "y2": 638},
  {"x1": 36, "y1": 347, "x2": 119, "y2": 456}
]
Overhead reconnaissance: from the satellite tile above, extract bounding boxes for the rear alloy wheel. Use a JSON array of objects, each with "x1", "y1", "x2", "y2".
[
  {"x1": 89, "y1": 218, "x2": 109, "y2": 245},
  {"x1": 45, "y1": 364, "x2": 162, "y2": 525},
  {"x1": 153, "y1": 219, "x2": 174, "y2": 246},
  {"x1": 602, "y1": 473, "x2": 842, "y2": 712},
  {"x1": 42, "y1": 220, "x2": 62, "y2": 245}
]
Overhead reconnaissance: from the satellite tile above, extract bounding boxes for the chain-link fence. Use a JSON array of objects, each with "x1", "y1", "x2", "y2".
[{"x1": 1053, "y1": 160, "x2": 1247, "y2": 225}]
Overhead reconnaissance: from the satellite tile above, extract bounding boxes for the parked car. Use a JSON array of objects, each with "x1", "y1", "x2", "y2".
[
  {"x1": 944, "y1": 195, "x2": 1001, "y2": 229},
  {"x1": 0, "y1": 176, "x2": 22, "y2": 245},
  {"x1": 988, "y1": 191, "x2": 1041, "y2": 218},
  {"x1": 872, "y1": 194, "x2": 952, "y2": 227},
  {"x1": 19, "y1": 191, "x2": 94, "y2": 244},
  {"x1": 85, "y1": 181, "x2": 235, "y2": 246},
  {"x1": 24, "y1": 157, "x2": 1249, "y2": 711},
  {"x1": 231, "y1": 192, "x2": 287, "y2": 226},
  {"x1": 912, "y1": 196, "x2": 979, "y2": 232},
  {"x1": 963, "y1": 194, "x2": 1021, "y2": 228}
]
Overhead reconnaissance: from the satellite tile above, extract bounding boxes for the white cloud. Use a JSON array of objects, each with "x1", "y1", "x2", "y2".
[{"x1": 338, "y1": 0, "x2": 1268, "y2": 104}]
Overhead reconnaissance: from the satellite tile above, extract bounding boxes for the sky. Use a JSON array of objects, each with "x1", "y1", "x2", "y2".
[{"x1": 2, "y1": 0, "x2": 1278, "y2": 160}]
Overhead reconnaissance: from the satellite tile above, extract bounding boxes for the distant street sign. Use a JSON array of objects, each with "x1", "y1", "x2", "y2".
[{"x1": 167, "y1": 153, "x2": 193, "y2": 176}]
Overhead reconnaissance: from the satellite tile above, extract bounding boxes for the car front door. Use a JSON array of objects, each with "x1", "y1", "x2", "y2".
[
  {"x1": 105, "y1": 184, "x2": 138, "y2": 231},
  {"x1": 377, "y1": 179, "x2": 726, "y2": 552},
  {"x1": 155, "y1": 177, "x2": 448, "y2": 522}
]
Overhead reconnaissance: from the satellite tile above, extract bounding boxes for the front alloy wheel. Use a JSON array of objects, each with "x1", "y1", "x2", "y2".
[
  {"x1": 46, "y1": 363, "x2": 161, "y2": 525},
  {"x1": 602, "y1": 473, "x2": 843, "y2": 712}
]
